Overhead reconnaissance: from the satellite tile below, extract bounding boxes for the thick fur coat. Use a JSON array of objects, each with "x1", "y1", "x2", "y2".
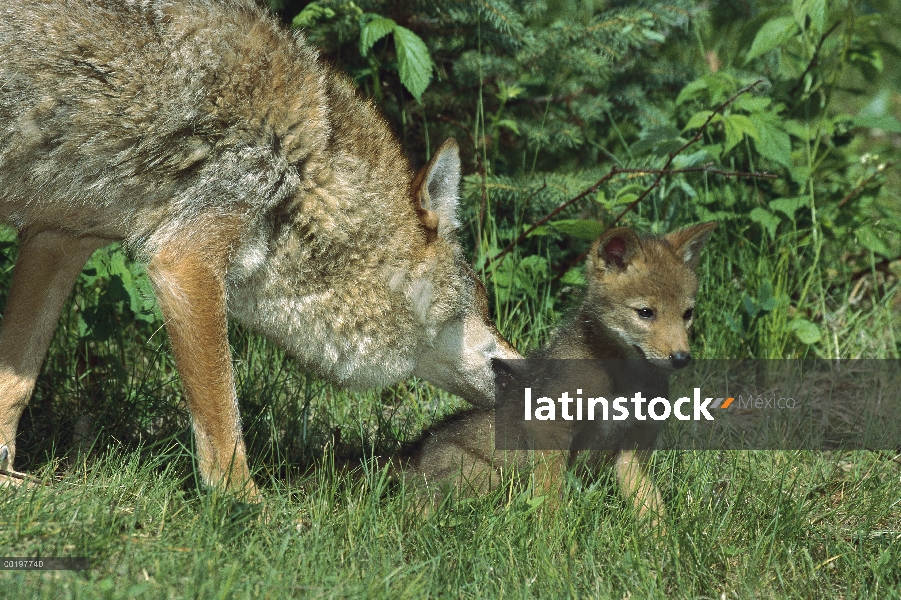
[{"x1": 0, "y1": 0, "x2": 518, "y2": 496}]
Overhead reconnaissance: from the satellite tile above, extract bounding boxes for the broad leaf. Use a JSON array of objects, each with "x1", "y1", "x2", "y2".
[
  {"x1": 746, "y1": 17, "x2": 798, "y2": 62},
  {"x1": 793, "y1": 0, "x2": 827, "y2": 35},
  {"x1": 723, "y1": 115, "x2": 757, "y2": 153},
  {"x1": 789, "y1": 318, "x2": 822, "y2": 344},
  {"x1": 359, "y1": 16, "x2": 396, "y2": 55},
  {"x1": 856, "y1": 226, "x2": 891, "y2": 257},
  {"x1": 683, "y1": 110, "x2": 720, "y2": 131},
  {"x1": 751, "y1": 113, "x2": 792, "y2": 167},
  {"x1": 291, "y1": 2, "x2": 336, "y2": 28},
  {"x1": 534, "y1": 219, "x2": 606, "y2": 241},
  {"x1": 769, "y1": 197, "x2": 806, "y2": 219},
  {"x1": 393, "y1": 25, "x2": 434, "y2": 101},
  {"x1": 750, "y1": 207, "x2": 781, "y2": 238},
  {"x1": 850, "y1": 115, "x2": 901, "y2": 134}
]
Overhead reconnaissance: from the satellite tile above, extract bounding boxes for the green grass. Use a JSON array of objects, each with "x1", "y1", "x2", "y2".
[{"x1": 1, "y1": 446, "x2": 899, "y2": 597}]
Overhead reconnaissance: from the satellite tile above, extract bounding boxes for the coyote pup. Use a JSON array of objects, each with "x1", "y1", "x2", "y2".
[
  {"x1": 400, "y1": 223, "x2": 717, "y2": 523},
  {"x1": 0, "y1": 0, "x2": 519, "y2": 498}
]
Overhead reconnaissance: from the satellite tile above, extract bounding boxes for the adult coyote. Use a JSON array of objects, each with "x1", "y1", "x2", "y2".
[{"x1": 0, "y1": 0, "x2": 519, "y2": 498}]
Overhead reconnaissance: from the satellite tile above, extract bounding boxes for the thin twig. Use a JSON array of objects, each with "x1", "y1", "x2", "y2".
[
  {"x1": 849, "y1": 255, "x2": 901, "y2": 282},
  {"x1": 484, "y1": 168, "x2": 622, "y2": 268},
  {"x1": 608, "y1": 79, "x2": 765, "y2": 229},
  {"x1": 837, "y1": 160, "x2": 898, "y2": 208},
  {"x1": 0, "y1": 468, "x2": 53, "y2": 486},
  {"x1": 789, "y1": 21, "x2": 842, "y2": 98},
  {"x1": 614, "y1": 164, "x2": 777, "y2": 179}
]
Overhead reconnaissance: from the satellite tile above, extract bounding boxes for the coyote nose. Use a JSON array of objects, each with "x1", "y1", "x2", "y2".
[{"x1": 669, "y1": 352, "x2": 691, "y2": 369}]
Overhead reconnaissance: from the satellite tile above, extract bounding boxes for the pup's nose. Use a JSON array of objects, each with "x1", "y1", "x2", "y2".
[{"x1": 669, "y1": 352, "x2": 691, "y2": 369}]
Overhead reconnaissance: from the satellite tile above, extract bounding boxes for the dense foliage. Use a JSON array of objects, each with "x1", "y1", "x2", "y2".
[{"x1": 263, "y1": 0, "x2": 901, "y2": 356}]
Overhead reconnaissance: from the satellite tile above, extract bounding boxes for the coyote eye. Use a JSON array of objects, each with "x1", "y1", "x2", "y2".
[
  {"x1": 683, "y1": 308, "x2": 694, "y2": 321},
  {"x1": 636, "y1": 308, "x2": 654, "y2": 319}
]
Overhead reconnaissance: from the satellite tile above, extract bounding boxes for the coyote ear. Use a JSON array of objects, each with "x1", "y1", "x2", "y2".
[
  {"x1": 592, "y1": 227, "x2": 642, "y2": 271},
  {"x1": 412, "y1": 138, "x2": 461, "y2": 240},
  {"x1": 665, "y1": 221, "x2": 718, "y2": 271}
]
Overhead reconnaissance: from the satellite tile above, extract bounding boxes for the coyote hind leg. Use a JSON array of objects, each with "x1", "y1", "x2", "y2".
[
  {"x1": 0, "y1": 230, "x2": 106, "y2": 479},
  {"x1": 146, "y1": 218, "x2": 260, "y2": 502}
]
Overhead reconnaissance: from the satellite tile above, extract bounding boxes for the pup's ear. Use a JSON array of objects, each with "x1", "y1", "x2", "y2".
[
  {"x1": 665, "y1": 222, "x2": 718, "y2": 271},
  {"x1": 590, "y1": 227, "x2": 643, "y2": 271},
  {"x1": 411, "y1": 138, "x2": 461, "y2": 241}
]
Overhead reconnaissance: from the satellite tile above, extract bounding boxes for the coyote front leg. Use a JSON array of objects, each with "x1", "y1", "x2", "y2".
[
  {"x1": 0, "y1": 230, "x2": 107, "y2": 479},
  {"x1": 146, "y1": 219, "x2": 259, "y2": 502},
  {"x1": 614, "y1": 449, "x2": 664, "y2": 528}
]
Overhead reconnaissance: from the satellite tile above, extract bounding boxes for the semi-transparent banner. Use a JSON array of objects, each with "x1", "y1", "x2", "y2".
[{"x1": 492, "y1": 360, "x2": 901, "y2": 450}]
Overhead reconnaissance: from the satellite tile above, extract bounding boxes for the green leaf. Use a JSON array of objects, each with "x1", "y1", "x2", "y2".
[
  {"x1": 632, "y1": 125, "x2": 683, "y2": 155},
  {"x1": 793, "y1": 0, "x2": 826, "y2": 34},
  {"x1": 724, "y1": 313, "x2": 743, "y2": 334},
  {"x1": 789, "y1": 165, "x2": 811, "y2": 185},
  {"x1": 530, "y1": 219, "x2": 605, "y2": 241},
  {"x1": 560, "y1": 267, "x2": 587, "y2": 286},
  {"x1": 359, "y1": 16, "x2": 396, "y2": 55},
  {"x1": 729, "y1": 115, "x2": 759, "y2": 139},
  {"x1": 723, "y1": 114, "x2": 758, "y2": 154},
  {"x1": 676, "y1": 78, "x2": 708, "y2": 105},
  {"x1": 290, "y1": 2, "x2": 336, "y2": 29},
  {"x1": 732, "y1": 95, "x2": 772, "y2": 113},
  {"x1": 745, "y1": 17, "x2": 799, "y2": 63},
  {"x1": 683, "y1": 110, "x2": 720, "y2": 131},
  {"x1": 769, "y1": 197, "x2": 806, "y2": 219},
  {"x1": 615, "y1": 184, "x2": 644, "y2": 206},
  {"x1": 749, "y1": 207, "x2": 781, "y2": 238},
  {"x1": 743, "y1": 295, "x2": 759, "y2": 318},
  {"x1": 850, "y1": 115, "x2": 901, "y2": 134},
  {"x1": 757, "y1": 280, "x2": 777, "y2": 312},
  {"x1": 671, "y1": 150, "x2": 709, "y2": 169},
  {"x1": 525, "y1": 495, "x2": 546, "y2": 511},
  {"x1": 856, "y1": 226, "x2": 891, "y2": 258},
  {"x1": 495, "y1": 119, "x2": 521, "y2": 135},
  {"x1": 677, "y1": 178, "x2": 698, "y2": 198},
  {"x1": 784, "y1": 119, "x2": 815, "y2": 141},
  {"x1": 551, "y1": 219, "x2": 605, "y2": 240},
  {"x1": 393, "y1": 25, "x2": 434, "y2": 101},
  {"x1": 751, "y1": 114, "x2": 792, "y2": 167},
  {"x1": 789, "y1": 318, "x2": 822, "y2": 344},
  {"x1": 643, "y1": 29, "x2": 666, "y2": 43}
]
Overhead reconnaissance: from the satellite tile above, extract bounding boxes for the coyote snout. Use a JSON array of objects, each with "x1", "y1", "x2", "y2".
[{"x1": 0, "y1": 0, "x2": 519, "y2": 498}]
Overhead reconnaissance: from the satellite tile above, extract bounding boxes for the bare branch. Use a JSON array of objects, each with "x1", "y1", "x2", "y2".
[
  {"x1": 0, "y1": 468, "x2": 54, "y2": 486},
  {"x1": 789, "y1": 21, "x2": 842, "y2": 98}
]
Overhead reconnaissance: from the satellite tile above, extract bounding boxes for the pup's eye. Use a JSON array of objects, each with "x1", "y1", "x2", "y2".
[
  {"x1": 683, "y1": 308, "x2": 694, "y2": 321},
  {"x1": 636, "y1": 308, "x2": 654, "y2": 319}
]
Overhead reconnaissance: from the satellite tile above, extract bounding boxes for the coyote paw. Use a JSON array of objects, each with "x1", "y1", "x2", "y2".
[{"x1": 0, "y1": 445, "x2": 38, "y2": 488}]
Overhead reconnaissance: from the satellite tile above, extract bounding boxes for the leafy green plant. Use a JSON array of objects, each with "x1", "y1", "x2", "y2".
[{"x1": 291, "y1": 2, "x2": 436, "y2": 101}]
